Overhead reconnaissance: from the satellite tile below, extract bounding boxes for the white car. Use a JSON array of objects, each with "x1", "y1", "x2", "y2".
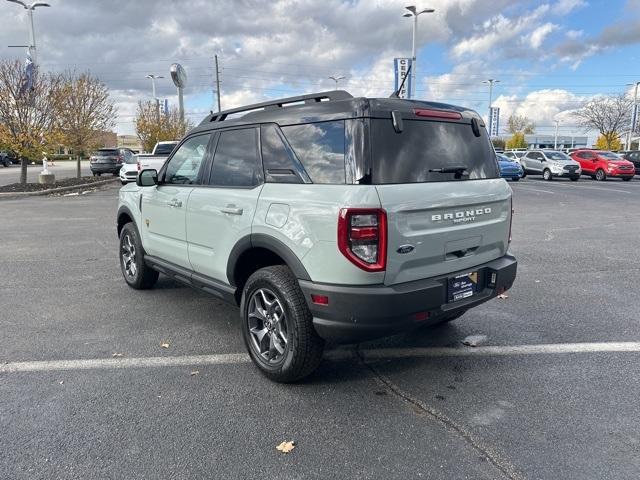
[{"x1": 119, "y1": 157, "x2": 139, "y2": 184}]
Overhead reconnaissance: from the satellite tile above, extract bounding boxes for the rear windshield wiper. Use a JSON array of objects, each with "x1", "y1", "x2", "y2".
[{"x1": 428, "y1": 165, "x2": 468, "y2": 179}]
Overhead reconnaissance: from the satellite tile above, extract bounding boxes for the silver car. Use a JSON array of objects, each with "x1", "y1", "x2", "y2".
[{"x1": 521, "y1": 150, "x2": 581, "y2": 181}]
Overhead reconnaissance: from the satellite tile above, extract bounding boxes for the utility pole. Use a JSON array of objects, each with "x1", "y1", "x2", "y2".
[
  {"x1": 214, "y1": 54, "x2": 222, "y2": 112},
  {"x1": 626, "y1": 81, "x2": 640, "y2": 149},
  {"x1": 403, "y1": 6, "x2": 435, "y2": 99},
  {"x1": 554, "y1": 120, "x2": 560, "y2": 149}
]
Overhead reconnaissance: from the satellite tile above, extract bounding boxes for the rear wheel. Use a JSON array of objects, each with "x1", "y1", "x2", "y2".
[
  {"x1": 543, "y1": 169, "x2": 553, "y2": 181},
  {"x1": 119, "y1": 222, "x2": 158, "y2": 290},
  {"x1": 570, "y1": 177, "x2": 579, "y2": 182},
  {"x1": 595, "y1": 169, "x2": 606, "y2": 181},
  {"x1": 511, "y1": 177, "x2": 520, "y2": 182},
  {"x1": 241, "y1": 265, "x2": 324, "y2": 383}
]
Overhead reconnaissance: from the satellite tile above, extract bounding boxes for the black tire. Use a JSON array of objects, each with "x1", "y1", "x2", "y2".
[
  {"x1": 120, "y1": 180, "x2": 127, "y2": 185},
  {"x1": 511, "y1": 177, "x2": 520, "y2": 182},
  {"x1": 623, "y1": 177, "x2": 632, "y2": 181},
  {"x1": 119, "y1": 222, "x2": 158, "y2": 290},
  {"x1": 543, "y1": 169, "x2": 553, "y2": 181},
  {"x1": 96, "y1": 172, "x2": 102, "y2": 177},
  {"x1": 241, "y1": 265, "x2": 324, "y2": 383},
  {"x1": 595, "y1": 169, "x2": 606, "y2": 181},
  {"x1": 570, "y1": 177, "x2": 579, "y2": 182},
  {"x1": 521, "y1": 171, "x2": 527, "y2": 178},
  {"x1": 92, "y1": 172, "x2": 97, "y2": 177}
]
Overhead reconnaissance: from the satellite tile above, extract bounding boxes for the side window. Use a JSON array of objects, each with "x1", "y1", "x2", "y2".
[
  {"x1": 164, "y1": 134, "x2": 211, "y2": 185},
  {"x1": 209, "y1": 128, "x2": 260, "y2": 187},
  {"x1": 281, "y1": 121, "x2": 346, "y2": 184},
  {"x1": 260, "y1": 125, "x2": 309, "y2": 184}
]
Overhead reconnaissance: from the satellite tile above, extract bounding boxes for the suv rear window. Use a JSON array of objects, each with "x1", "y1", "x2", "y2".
[
  {"x1": 370, "y1": 119, "x2": 499, "y2": 184},
  {"x1": 94, "y1": 149, "x2": 118, "y2": 156}
]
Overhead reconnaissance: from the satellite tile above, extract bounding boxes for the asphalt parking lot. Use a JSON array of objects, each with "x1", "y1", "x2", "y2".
[
  {"x1": 2, "y1": 176, "x2": 640, "y2": 479},
  {"x1": 0, "y1": 161, "x2": 92, "y2": 186}
]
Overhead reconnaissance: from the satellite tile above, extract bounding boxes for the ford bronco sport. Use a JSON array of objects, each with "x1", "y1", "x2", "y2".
[{"x1": 116, "y1": 91, "x2": 517, "y2": 382}]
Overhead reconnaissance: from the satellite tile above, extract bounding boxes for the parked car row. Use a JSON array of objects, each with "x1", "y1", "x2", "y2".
[
  {"x1": 498, "y1": 148, "x2": 637, "y2": 182},
  {"x1": 118, "y1": 141, "x2": 179, "y2": 185}
]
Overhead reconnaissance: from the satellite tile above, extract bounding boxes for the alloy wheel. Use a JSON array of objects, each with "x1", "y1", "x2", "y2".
[
  {"x1": 247, "y1": 288, "x2": 288, "y2": 364},
  {"x1": 121, "y1": 234, "x2": 137, "y2": 278}
]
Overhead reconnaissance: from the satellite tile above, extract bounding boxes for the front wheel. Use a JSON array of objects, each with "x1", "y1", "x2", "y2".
[
  {"x1": 241, "y1": 265, "x2": 324, "y2": 383},
  {"x1": 543, "y1": 169, "x2": 553, "y2": 181},
  {"x1": 511, "y1": 177, "x2": 520, "y2": 182},
  {"x1": 119, "y1": 222, "x2": 158, "y2": 289},
  {"x1": 570, "y1": 177, "x2": 580, "y2": 182},
  {"x1": 595, "y1": 169, "x2": 606, "y2": 181}
]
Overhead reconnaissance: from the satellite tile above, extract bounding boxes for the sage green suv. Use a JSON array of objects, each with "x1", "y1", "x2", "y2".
[{"x1": 116, "y1": 91, "x2": 517, "y2": 382}]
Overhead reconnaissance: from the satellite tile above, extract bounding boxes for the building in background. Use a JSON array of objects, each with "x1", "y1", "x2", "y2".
[
  {"x1": 524, "y1": 134, "x2": 588, "y2": 149},
  {"x1": 117, "y1": 135, "x2": 143, "y2": 153}
]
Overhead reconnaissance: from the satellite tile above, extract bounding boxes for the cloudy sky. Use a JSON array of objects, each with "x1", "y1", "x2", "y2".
[{"x1": 1, "y1": 0, "x2": 639, "y2": 142}]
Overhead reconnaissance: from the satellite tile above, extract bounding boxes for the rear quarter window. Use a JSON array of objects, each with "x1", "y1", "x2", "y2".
[
  {"x1": 281, "y1": 121, "x2": 346, "y2": 184},
  {"x1": 370, "y1": 119, "x2": 499, "y2": 184}
]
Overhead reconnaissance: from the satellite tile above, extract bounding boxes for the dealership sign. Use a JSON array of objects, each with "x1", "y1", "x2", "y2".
[
  {"x1": 394, "y1": 58, "x2": 412, "y2": 99},
  {"x1": 489, "y1": 107, "x2": 500, "y2": 137}
]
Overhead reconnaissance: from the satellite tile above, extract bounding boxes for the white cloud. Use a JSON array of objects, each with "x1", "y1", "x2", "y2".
[
  {"x1": 529, "y1": 23, "x2": 558, "y2": 49},
  {"x1": 551, "y1": 0, "x2": 587, "y2": 15},
  {"x1": 565, "y1": 29, "x2": 584, "y2": 39}
]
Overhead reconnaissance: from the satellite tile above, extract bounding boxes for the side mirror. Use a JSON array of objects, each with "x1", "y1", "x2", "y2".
[{"x1": 137, "y1": 169, "x2": 158, "y2": 187}]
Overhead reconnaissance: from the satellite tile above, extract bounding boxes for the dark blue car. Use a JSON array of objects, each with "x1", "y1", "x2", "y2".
[{"x1": 497, "y1": 153, "x2": 523, "y2": 181}]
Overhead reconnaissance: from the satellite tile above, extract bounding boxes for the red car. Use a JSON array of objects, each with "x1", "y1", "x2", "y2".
[{"x1": 570, "y1": 149, "x2": 635, "y2": 181}]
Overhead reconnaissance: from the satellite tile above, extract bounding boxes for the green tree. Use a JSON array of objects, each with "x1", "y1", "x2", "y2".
[
  {"x1": 135, "y1": 101, "x2": 192, "y2": 152},
  {"x1": 505, "y1": 132, "x2": 528, "y2": 149}
]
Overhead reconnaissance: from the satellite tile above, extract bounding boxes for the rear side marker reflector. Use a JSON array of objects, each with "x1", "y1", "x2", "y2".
[
  {"x1": 413, "y1": 311, "x2": 430, "y2": 322},
  {"x1": 311, "y1": 294, "x2": 329, "y2": 306},
  {"x1": 413, "y1": 108, "x2": 462, "y2": 120}
]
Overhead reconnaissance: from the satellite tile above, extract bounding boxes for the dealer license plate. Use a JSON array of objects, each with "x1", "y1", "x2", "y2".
[{"x1": 448, "y1": 271, "x2": 479, "y2": 302}]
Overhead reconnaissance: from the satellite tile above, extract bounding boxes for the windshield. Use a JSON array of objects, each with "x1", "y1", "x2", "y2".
[
  {"x1": 155, "y1": 143, "x2": 177, "y2": 155},
  {"x1": 600, "y1": 151, "x2": 621, "y2": 160},
  {"x1": 498, "y1": 154, "x2": 514, "y2": 162},
  {"x1": 370, "y1": 119, "x2": 499, "y2": 183},
  {"x1": 545, "y1": 151, "x2": 571, "y2": 161}
]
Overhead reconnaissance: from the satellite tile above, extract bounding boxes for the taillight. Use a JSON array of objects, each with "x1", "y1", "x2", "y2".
[
  {"x1": 338, "y1": 208, "x2": 387, "y2": 272},
  {"x1": 137, "y1": 159, "x2": 141, "y2": 172},
  {"x1": 117, "y1": 155, "x2": 123, "y2": 163}
]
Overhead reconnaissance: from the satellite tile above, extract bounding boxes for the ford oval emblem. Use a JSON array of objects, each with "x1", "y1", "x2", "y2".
[{"x1": 397, "y1": 245, "x2": 415, "y2": 254}]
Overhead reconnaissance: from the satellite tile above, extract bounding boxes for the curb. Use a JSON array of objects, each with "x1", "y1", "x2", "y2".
[{"x1": 0, "y1": 177, "x2": 120, "y2": 200}]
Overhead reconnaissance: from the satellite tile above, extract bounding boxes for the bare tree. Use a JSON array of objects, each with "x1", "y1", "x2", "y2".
[
  {"x1": 55, "y1": 71, "x2": 117, "y2": 178},
  {"x1": 135, "y1": 100, "x2": 192, "y2": 152},
  {"x1": 507, "y1": 114, "x2": 535, "y2": 135},
  {"x1": 0, "y1": 59, "x2": 62, "y2": 184},
  {"x1": 575, "y1": 94, "x2": 632, "y2": 150}
]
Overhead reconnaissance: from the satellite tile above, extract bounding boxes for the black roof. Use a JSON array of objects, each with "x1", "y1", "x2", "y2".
[{"x1": 191, "y1": 90, "x2": 484, "y2": 134}]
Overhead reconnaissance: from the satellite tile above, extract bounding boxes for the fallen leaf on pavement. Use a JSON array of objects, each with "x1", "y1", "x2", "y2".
[
  {"x1": 161, "y1": 342, "x2": 170, "y2": 349},
  {"x1": 112, "y1": 353, "x2": 124, "y2": 358},
  {"x1": 462, "y1": 334, "x2": 488, "y2": 347},
  {"x1": 59, "y1": 381, "x2": 64, "y2": 385},
  {"x1": 190, "y1": 370, "x2": 199, "y2": 376},
  {"x1": 276, "y1": 441, "x2": 296, "y2": 453},
  {"x1": 497, "y1": 293, "x2": 509, "y2": 299}
]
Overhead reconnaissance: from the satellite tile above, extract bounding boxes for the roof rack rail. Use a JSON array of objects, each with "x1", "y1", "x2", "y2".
[{"x1": 204, "y1": 90, "x2": 354, "y2": 123}]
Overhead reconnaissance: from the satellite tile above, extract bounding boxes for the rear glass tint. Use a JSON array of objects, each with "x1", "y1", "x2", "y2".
[
  {"x1": 94, "y1": 149, "x2": 118, "y2": 156},
  {"x1": 281, "y1": 121, "x2": 345, "y2": 184},
  {"x1": 155, "y1": 143, "x2": 177, "y2": 155},
  {"x1": 371, "y1": 119, "x2": 499, "y2": 184}
]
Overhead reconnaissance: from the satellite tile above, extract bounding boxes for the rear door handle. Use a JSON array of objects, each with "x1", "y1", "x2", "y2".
[
  {"x1": 220, "y1": 205, "x2": 243, "y2": 215},
  {"x1": 167, "y1": 199, "x2": 182, "y2": 208}
]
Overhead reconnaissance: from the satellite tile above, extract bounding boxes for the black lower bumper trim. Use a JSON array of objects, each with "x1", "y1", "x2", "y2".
[{"x1": 299, "y1": 254, "x2": 517, "y2": 343}]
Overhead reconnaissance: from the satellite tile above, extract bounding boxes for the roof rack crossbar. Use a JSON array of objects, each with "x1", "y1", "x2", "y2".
[{"x1": 207, "y1": 90, "x2": 353, "y2": 123}]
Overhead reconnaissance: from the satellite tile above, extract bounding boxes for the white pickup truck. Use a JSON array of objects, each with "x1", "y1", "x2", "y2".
[{"x1": 119, "y1": 141, "x2": 179, "y2": 184}]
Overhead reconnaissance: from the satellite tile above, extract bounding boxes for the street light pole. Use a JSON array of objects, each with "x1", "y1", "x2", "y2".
[
  {"x1": 483, "y1": 79, "x2": 500, "y2": 129},
  {"x1": 403, "y1": 6, "x2": 435, "y2": 99},
  {"x1": 554, "y1": 120, "x2": 560, "y2": 149},
  {"x1": 6, "y1": 1, "x2": 50, "y2": 71},
  {"x1": 328, "y1": 75, "x2": 345, "y2": 89},
  {"x1": 145, "y1": 74, "x2": 164, "y2": 122},
  {"x1": 626, "y1": 81, "x2": 640, "y2": 149}
]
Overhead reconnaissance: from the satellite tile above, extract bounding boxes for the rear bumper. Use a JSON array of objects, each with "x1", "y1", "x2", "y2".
[
  {"x1": 299, "y1": 254, "x2": 517, "y2": 343},
  {"x1": 90, "y1": 163, "x2": 120, "y2": 173}
]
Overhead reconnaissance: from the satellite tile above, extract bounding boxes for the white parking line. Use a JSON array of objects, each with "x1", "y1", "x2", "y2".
[
  {"x1": 512, "y1": 185, "x2": 555, "y2": 194},
  {"x1": 3, "y1": 342, "x2": 640, "y2": 373}
]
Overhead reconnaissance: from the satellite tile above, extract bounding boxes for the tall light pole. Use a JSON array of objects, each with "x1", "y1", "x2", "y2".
[
  {"x1": 6, "y1": 0, "x2": 50, "y2": 70},
  {"x1": 554, "y1": 119, "x2": 560, "y2": 149},
  {"x1": 626, "y1": 81, "x2": 640, "y2": 149},
  {"x1": 329, "y1": 75, "x2": 345, "y2": 89},
  {"x1": 146, "y1": 74, "x2": 164, "y2": 122},
  {"x1": 483, "y1": 79, "x2": 500, "y2": 129},
  {"x1": 403, "y1": 6, "x2": 435, "y2": 99}
]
